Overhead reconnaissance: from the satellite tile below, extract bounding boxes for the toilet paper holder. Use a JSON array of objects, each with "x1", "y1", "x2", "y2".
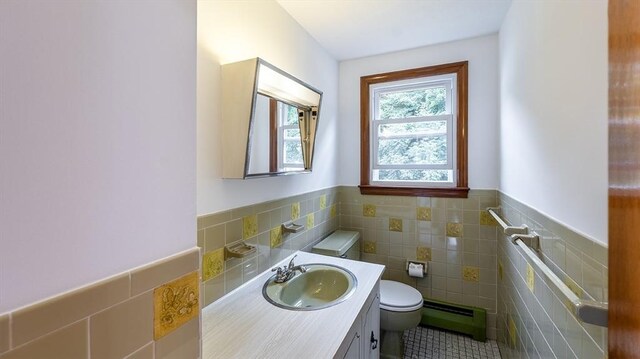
[{"x1": 406, "y1": 260, "x2": 428, "y2": 275}]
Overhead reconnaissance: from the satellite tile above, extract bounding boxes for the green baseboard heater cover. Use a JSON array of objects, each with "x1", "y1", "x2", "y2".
[{"x1": 420, "y1": 298, "x2": 486, "y2": 342}]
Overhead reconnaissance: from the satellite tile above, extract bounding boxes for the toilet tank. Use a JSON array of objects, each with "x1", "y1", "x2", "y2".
[{"x1": 311, "y1": 230, "x2": 361, "y2": 260}]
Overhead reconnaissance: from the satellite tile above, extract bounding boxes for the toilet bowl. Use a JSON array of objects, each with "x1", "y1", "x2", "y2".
[{"x1": 379, "y1": 280, "x2": 423, "y2": 359}]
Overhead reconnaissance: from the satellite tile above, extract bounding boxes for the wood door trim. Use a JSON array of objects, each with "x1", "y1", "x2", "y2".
[{"x1": 608, "y1": 0, "x2": 640, "y2": 356}]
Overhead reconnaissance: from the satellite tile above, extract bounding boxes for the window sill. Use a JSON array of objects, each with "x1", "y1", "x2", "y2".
[{"x1": 358, "y1": 185, "x2": 470, "y2": 198}]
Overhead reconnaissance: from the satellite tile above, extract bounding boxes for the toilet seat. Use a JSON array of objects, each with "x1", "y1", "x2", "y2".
[{"x1": 379, "y1": 280, "x2": 423, "y2": 312}]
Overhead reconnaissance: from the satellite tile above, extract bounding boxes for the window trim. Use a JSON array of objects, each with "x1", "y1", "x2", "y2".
[{"x1": 359, "y1": 61, "x2": 469, "y2": 198}]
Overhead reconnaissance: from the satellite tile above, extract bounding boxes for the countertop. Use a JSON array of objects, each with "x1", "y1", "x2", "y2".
[{"x1": 202, "y1": 251, "x2": 385, "y2": 359}]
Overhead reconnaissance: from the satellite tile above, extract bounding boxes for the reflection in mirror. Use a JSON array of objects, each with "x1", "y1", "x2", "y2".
[
  {"x1": 248, "y1": 95, "x2": 304, "y2": 175},
  {"x1": 221, "y1": 58, "x2": 322, "y2": 179}
]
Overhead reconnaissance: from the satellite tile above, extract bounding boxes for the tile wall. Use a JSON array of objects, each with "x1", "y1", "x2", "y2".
[
  {"x1": 197, "y1": 187, "x2": 340, "y2": 307},
  {"x1": 338, "y1": 186, "x2": 500, "y2": 339},
  {"x1": 0, "y1": 248, "x2": 201, "y2": 359},
  {"x1": 496, "y1": 192, "x2": 608, "y2": 358}
]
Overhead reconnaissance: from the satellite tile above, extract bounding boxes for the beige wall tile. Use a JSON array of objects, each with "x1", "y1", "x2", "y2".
[
  {"x1": 225, "y1": 219, "x2": 242, "y2": 244},
  {"x1": 204, "y1": 225, "x2": 225, "y2": 252},
  {"x1": 203, "y1": 273, "x2": 225, "y2": 307},
  {"x1": 197, "y1": 211, "x2": 231, "y2": 230},
  {"x1": 90, "y1": 291, "x2": 153, "y2": 359},
  {"x1": 12, "y1": 274, "x2": 129, "y2": 347},
  {"x1": 0, "y1": 315, "x2": 9, "y2": 354},
  {"x1": 125, "y1": 343, "x2": 154, "y2": 359},
  {"x1": 155, "y1": 318, "x2": 199, "y2": 359},
  {"x1": 1, "y1": 320, "x2": 87, "y2": 359},
  {"x1": 131, "y1": 248, "x2": 199, "y2": 296}
]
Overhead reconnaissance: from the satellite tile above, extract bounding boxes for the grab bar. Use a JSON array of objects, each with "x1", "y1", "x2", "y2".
[
  {"x1": 487, "y1": 208, "x2": 608, "y2": 327},
  {"x1": 487, "y1": 207, "x2": 529, "y2": 235},
  {"x1": 512, "y1": 234, "x2": 608, "y2": 327}
]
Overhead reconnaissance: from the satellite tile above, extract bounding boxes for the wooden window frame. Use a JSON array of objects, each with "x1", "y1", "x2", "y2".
[{"x1": 359, "y1": 61, "x2": 469, "y2": 198}]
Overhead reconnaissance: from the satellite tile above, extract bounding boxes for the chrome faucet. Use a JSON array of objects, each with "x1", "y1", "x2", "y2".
[{"x1": 271, "y1": 255, "x2": 307, "y2": 283}]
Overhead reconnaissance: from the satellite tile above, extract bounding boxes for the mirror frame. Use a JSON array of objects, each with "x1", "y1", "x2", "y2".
[{"x1": 221, "y1": 58, "x2": 323, "y2": 179}]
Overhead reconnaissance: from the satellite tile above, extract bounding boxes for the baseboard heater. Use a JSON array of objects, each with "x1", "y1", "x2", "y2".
[{"x1": 420, "y1": 298, "x2": 486, "y2": 342}]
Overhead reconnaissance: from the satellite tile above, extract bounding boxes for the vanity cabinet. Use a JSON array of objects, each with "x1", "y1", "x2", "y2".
[{"x1": 337, "y1": 282, "x2": 380, "y2": 359}]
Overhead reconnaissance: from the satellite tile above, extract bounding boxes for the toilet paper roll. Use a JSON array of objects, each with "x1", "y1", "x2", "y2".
[{"x1": 408, "y1": 263, "x2": 424, "y2": 278}]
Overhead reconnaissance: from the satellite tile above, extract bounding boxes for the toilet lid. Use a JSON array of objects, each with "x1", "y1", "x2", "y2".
[{"x1": 379, "y1": 280, "x2": 423, "y2": 312}]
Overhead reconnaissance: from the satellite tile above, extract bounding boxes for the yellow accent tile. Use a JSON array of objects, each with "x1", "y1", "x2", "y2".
[
  {"x1": 153, "y1": 271, "x2": 199, "y2": 340},
  {"x1": 509, "y1": 315, "x2": 517, "y2": 348},
  {"x1": 480, "y1": 211, "x2": 498, "y2": 226},
  {"x1": 526, "y1": 263, "x2": 535, "y2": 292},
  {"x1": 363, "y1": 240, "x2": 377, "y2": 254},
  {"x1": 462, "y1": 266, "x2": 480, "y2": 282},
  {"x1": 306, "y1": 213, "x2": 315, "y2": 229},
  {"x1": 417, "y1": 246, "x2": 431, "y2": 261},
  {"x1": 363, "y1": 204, "x2": 376, "y2": 217},
  {"x1": 389, "y1": 218, "x2": 403, "y2": 232},
  {"x1": 330, "y1": 204, "x2": 337, "y2": 218},
  {"x1": 416, "y1": 207, "x2": 431, "y2": 221},
  {"x1": 202, "y1": 249, "x2": 224, "y2": 281},
  {"x1": 446, "y1": 222, "x2": 463, "y2": 237},
  {"x1": 270, "y1": 226, "x2": 282, "y2": 248},
  {"x1": 498, "y1": 260, "x2": 503, "y2": 281},
  {"x1": 319, "y1": 194, "x2": 327, "y2": 209},
  {"x1": 291, "y1": 202, "x2": 300, "y2": 220},
  {"x1": 242, "y1": 214, "x2": 258, "y2": 240}
]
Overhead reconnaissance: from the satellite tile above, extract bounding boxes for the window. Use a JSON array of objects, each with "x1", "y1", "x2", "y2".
[
  {"x1": 360, "y1": 61, "x2": 469, "y2": 197},
  {"x1": 268, "y1": 99, "x2": 304, "y2": 172}
]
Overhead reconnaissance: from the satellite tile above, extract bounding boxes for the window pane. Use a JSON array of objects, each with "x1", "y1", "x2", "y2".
[
  {"x1": 378, "y1": 86, "x2": 446, "y2": 120},
  {"x1": 284, "y1": 129, "x2": 300, "y2": 139},
  {"x1": 374, "y1": 169, "x2": 452, "y2": 183},
  {"x1": 283, "y1": 104, "x2": 299, "y2": 125},
  {"x1": 284, "y1": 140, "x2": 303, "y2": 164},
  {"x1": 379, "y1": 121, "x2": 447, "y2": 137},
  {"x1": 377, "y1": 136, "x2": 447, "y2": 165}
]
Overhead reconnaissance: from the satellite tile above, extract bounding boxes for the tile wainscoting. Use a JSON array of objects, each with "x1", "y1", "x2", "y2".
[
  {"x1": 0, "y1": 248, "x2": 201, "y2": 359},
  {"x1": 339, "y1": 186, "x2": 500, "y2": 340},
  {"x1": 198, "y1": 186, "x2": 501, "y2": 340},
  {"x1": 196, "y1": 187, "x2": 340, "y2": 307},
  {"x1": 496, "y1": 192, "x2": 608, "y2": 358}
]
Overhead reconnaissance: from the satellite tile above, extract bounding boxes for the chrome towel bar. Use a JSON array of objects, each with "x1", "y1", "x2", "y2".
[
  {"x1": 487, "y1": 207, "x2": 529, "y2": 235},
  {"x1": 486, "y1": 208, "x2": 608, "y2": 328}
]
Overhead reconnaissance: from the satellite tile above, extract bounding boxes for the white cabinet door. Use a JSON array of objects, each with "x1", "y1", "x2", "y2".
[
  {"x1": 343, "y1": 331, "x2": 361, "y2": 359},
  {"x1": 362, "y1": 293, "x2": 380, "y2": 359}
]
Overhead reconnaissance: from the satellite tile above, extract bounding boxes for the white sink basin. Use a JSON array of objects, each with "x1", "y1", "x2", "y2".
[{"x1": 262, "y1": 263, "x2": 358, "y2": 310}]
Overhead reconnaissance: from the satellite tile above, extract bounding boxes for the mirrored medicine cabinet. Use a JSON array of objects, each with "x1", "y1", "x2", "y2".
[{"x1": 221, "y1": 58, "x2": 322, "y2": 179}]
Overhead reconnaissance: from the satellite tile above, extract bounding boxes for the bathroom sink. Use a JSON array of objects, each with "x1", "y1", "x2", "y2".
[{"x1": 262, "y1": 263, "x2": 357, "y2": 310}]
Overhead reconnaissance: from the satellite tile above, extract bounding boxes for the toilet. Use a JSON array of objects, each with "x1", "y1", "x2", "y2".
[
  {"x1": 379, "y1": 280, "x2": 423, "y2": 358},
  {"x1": 312, "y1": 231, "x2": 424, "y2": 359}
]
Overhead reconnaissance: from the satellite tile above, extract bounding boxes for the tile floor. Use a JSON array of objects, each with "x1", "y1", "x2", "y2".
[{"x1": 403, "y1": 326, "x2": 502, "y2": 359}]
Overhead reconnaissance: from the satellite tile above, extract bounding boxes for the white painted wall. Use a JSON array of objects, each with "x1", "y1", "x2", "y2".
[
  {"x1": 197, "y1": 0, "x2": 339, "y2": 215},
  {"x1": 499, "y1": 0, "x2": 608, "y2": 243},
  {"x1": 0, "y1": 1, "x2": 196, "y2": 313},
  {"x1": 338, "y1": 35, "x2": 500, "y2": 189}
]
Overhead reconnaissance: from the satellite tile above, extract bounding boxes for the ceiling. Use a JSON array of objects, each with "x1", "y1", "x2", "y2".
[{"x1": 276, "y1": 0, "x2": 512, "y2": 61}]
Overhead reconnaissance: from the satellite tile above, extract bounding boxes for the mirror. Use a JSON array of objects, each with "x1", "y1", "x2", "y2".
[
  {"x1": 221, "y1": 58, "x2": 322, "y2": 179},
  {"x1": 248, "y1": 94, "x2": 304, "y2": 174}
]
